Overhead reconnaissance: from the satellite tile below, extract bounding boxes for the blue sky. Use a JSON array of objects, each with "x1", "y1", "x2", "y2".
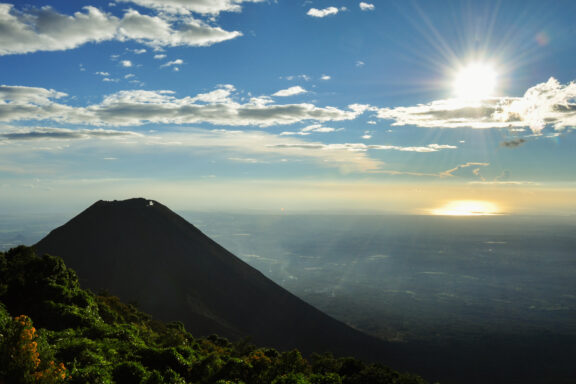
[{"x1": 1, "y1": 0, "x2": 575, "y2": 214}]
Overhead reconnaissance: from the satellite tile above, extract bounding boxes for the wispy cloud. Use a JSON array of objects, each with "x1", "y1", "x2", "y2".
[
  {"x1": 268, "y1": 142, "x2": 456, "y2": 153},
  {"x1": 0, "y1": 127, "x2": 140, "y2": 141},
  {"x1": 0, "y1": 126, "x2": 383, "y2": 173},
  {"x1": 302, "y1": 124, "x2": 337, "y2": 133},
  {"x1": 160, "y1": 59, "x2": 184, "y2": 68},
  {"x1": 280, "y1": 124, "x2": 340, "y2": 136},
  {"x1": 468, "y1": 180, "x2": 538, "y2": 186},
  {"x1": 370, "y1": 161, "x2": 489, "y2": 178},
  {"x1": 282, "y1": 74, "x2": 311, "y2": 81},
  {"x1": 439, "y1": 162, "x2": 489, "y2": 178},
  {"x1": 272, "y1": 86, "x2": 307, "y2": 97}
]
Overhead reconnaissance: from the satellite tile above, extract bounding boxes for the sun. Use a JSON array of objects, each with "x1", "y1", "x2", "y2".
[
  {"x1": 431, "y1": 200, "x2": 500, "y2": 216},
  {"x1": 452, "y1": 63, "x2": 498, "y2": 100}
]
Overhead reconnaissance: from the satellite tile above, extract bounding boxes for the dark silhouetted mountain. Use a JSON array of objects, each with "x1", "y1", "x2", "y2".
[{"x1": 34, "y1": 198, "x2": 401, "y2": 365}]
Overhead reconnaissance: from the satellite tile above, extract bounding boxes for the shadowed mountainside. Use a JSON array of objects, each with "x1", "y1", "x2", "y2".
[{"x1": 34, "y1": 198, "x2": 405, "y2": 366}]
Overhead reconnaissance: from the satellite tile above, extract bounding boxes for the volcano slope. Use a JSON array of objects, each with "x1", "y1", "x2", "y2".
[{"x1": 35, "y1": 198, "x2": 406, "y2": 366}]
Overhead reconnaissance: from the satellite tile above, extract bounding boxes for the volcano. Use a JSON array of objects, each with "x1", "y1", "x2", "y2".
[{"x1": 34, "y1": 198, "x2": 398, "y2": 362}]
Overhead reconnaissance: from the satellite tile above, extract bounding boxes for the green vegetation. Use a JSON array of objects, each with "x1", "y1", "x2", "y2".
[{"x1": 0, "y1": 246, "x2": 428, "y2": 384}]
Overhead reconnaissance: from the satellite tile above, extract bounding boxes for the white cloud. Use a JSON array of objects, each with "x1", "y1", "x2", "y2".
[
  {"x1": 249, "y1": 96, "x2": 274, "y2": 106},
  {"x1": 269, "y1": 142, "x2": 456, "y2": 153},
  {"x1": 307, "y1": 7, "x2": 340, "y2": 18},
  {"x1": 302, "y1": 124, "x2": 336, "y2": 133},
  {"x1": 493, "y1": 77, "x2": 576, "y2": 132},
  {"x1": 95, "y1": 71, "x2": 111, "y2": 76},
  {"x1": 359, "y1": 2, "x2": 375, "y2": 11},
  {"x1": 154, "y1": 54, "x2": 167, "y2": 59},
  {"x1": 281, "y1": 124, "x2": 339, "y2": 136},
  {"x1": 374, "y1": 143, "x2": 457, "y2": 152},
  {"x1": 280, "y1": 131, "x2": 310, "y2": 136},
  {"x1": 320, "y1": 75, "x2": 331, "y2": 80},
  {"x1": 272, "y1": 86, "x2": 308, "y2": 97},
  {"x1": 0, "y1": 84, "x2": 366, "y2": 127},
  {"x1": 117, "y1": 8, "x2": 242, "y2": 48},
  {"x1": 377, "y1": 78, "x2": 576, "y2": 134},
  {"x1": 191, "y1": 85, "x2": 236, "y2": 103},
  {"x1": 121, "y1": 60, "x2": 133, "y2": 67},
  {"x1": 356, "y1": 60, "x2": 365, "y2": 67},
  {"x1": 118, "y1": 0, "x2": 265, "y2": 15},
  {"x1": 160, "y1": 59, "x2": 184, "y2": 68},
  {"x1": 0, "y1": 4, "x2": 243, "y2": 56},
  {"x1": 228, "y1": 157, "x2": 269, "y2": 164}
]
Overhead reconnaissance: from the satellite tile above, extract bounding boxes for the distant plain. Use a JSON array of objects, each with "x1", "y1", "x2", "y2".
[{"x1": 2, "y1": 212, "x2": 575, "y2": 382}]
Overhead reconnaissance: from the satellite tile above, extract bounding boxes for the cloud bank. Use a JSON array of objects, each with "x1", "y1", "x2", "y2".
[
  {"x1": 0, "y1": 3, "x2": 242, "y2": 55},
  {"x1": 0, "y1": 84, "x2": 364, "y2": 127},
  {"x1": 377, "y1": 78, "x2": 576, "y2": 133}
]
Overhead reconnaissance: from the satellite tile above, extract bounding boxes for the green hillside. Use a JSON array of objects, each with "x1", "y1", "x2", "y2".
[{"x1": 0, "y1": 246, "x2": 428, "y2": 384}]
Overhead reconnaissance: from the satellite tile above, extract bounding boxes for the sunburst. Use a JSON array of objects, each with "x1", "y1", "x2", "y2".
[
  {"x1": 431, "y1": 200, "x2": 500, "y2": 216},
  {"x1": 452, "y1": 62, "x2": 498, "y2": 100}
]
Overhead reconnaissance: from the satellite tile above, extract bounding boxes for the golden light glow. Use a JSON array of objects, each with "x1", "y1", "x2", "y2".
[
  {"x1": 452, "y1": 63, "x2": 497, "y2": 100},
  {"x1": 431, "y1": 200, "x2": 501, "y2": 216}
]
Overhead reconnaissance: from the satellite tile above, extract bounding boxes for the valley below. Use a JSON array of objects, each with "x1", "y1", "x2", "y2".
[
  {"x1": 2, "y1": 211, "x2": 575, "y2": 383},
  {"x1": 187, "y1": 213, "x2": 576, "y2": 383}
]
